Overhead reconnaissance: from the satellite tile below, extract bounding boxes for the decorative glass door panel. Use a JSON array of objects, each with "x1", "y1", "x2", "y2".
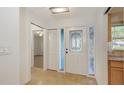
[
  {"x1": 88, "y1": 27, "x2": 95, "y2": 75},
  {"x1": 69, "y1": 30, "x2": 83, "y2": 52}
]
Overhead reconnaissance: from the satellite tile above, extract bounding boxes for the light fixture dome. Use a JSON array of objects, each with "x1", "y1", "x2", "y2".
[{"x1": 49, "y1": 7, "x2": 69, "y2": 14}]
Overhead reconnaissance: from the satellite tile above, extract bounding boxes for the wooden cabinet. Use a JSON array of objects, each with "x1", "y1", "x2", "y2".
[{"x1": 108, "y1": 60, "x2": 124, "y2": 85}]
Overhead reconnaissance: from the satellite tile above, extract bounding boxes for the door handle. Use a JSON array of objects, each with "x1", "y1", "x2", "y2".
[{"x1": 66, "y1": 51, "x2": 68, "y2": 54}]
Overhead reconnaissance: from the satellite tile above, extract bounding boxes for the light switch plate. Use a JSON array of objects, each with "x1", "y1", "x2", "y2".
[{"x1": 0, "y1": 47, "x2": 11, "y2": 56}]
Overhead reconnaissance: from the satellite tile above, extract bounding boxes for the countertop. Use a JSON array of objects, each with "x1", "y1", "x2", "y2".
[
  {"x1": 108, "y1": 56, "x2": 124, "y2": 62},
  {"x1": 108, "y1": 51, "x2": 124, "y2": 62}
]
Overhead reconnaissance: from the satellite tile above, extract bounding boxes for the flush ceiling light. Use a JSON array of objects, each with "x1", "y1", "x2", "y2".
[{"x1": 49, "y1": 7, "x2": 69, "y2": 14}]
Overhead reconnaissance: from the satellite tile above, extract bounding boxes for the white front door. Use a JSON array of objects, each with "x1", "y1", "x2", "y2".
[
  {"x1": 48, "y1": 29, "x2": 59, "y2": 70},
  {"x1": 65, "y1": 27, "x2": 88, "y2": 75}
]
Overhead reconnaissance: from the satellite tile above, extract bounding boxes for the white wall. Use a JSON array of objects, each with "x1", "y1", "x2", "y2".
[
  {"x1": 95, "y1": 8, "x2": 108, "y2": 84},
  {"x1": 48, "y1": 17, "x2": 96, "y2": 28},
  {"x1": 19, "y1": 8, "x2": 48, "y2": 84},
  {"x1": 0, "y1": 7, "x2": 44, "y2": 85},
  {"x1": 19, "y1": 8, "x2": 31, "y2": 84},
  {"x1": 0, "y1": 8, "x2": 20, "y2": 84}
]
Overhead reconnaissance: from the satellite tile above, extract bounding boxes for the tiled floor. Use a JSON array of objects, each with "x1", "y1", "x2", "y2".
[
  {"x1": 34, "y1": 55, "x2": 43, "y2": 68},
  {"x1": 27, "y1": 67, "x2": 97, "y2": 85}
]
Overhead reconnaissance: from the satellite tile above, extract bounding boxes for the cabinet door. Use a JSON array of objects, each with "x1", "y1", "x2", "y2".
[{"x1": 111, "y1": 67, "x2": 123, "y2": 85}]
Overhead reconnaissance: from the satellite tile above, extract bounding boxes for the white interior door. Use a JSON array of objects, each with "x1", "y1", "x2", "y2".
[
  {"x1": 65, "y1": 27, "x2": 88, "y2": 75},
  {"x1": 48, "y1": 29, "x2": 59, "y2": 70}
]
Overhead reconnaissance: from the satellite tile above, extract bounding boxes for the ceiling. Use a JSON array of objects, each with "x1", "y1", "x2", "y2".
[{"x1": 27, "y1": 7, "x2": 99, "y2": 22}]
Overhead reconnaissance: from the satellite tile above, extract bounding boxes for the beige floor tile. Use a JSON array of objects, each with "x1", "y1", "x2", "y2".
[
  {"x1": 34, "y1": 55, "x2": 43, "y2": 68},
  {"x1": 27, "y1": 67, "x2": 97, "y2": 85}
]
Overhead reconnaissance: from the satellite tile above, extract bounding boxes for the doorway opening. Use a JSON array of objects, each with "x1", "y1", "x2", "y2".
[{"x1": 31, "y1": 23, "x2": 44, "y2": 69}]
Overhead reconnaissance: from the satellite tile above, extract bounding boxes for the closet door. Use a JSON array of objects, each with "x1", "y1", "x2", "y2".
[{"x1": 48, "y1": 29, "x2": 59, "y2": 70}]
